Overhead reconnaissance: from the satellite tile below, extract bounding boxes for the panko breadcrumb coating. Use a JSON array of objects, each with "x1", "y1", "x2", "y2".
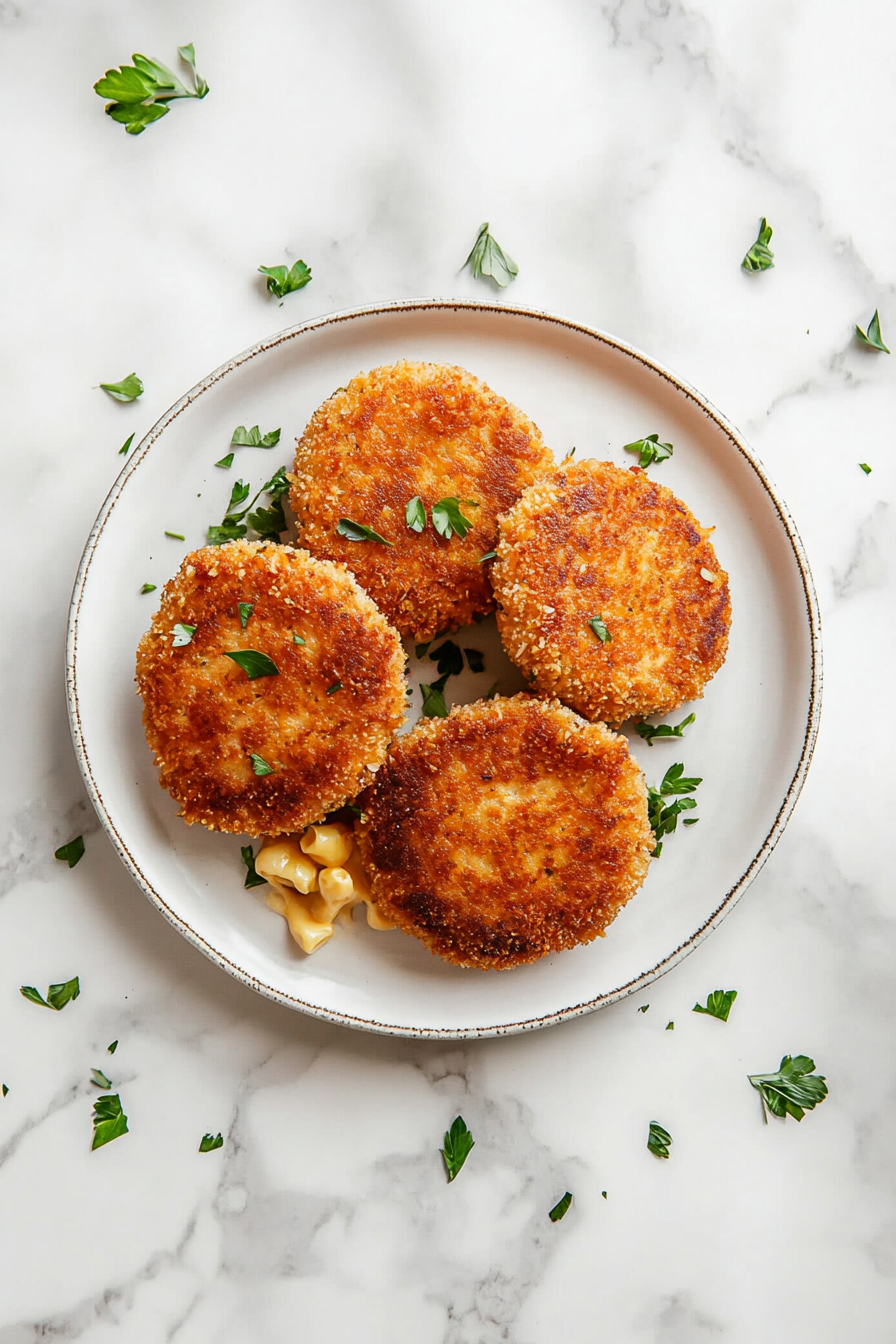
[
  {"x1": 492, "y1": 461, "x2": 731, "y2": 725},
  {"x1": 356, "y1": 695, "x2": 653, "y2": 970},
  {"x1": 136, "y1": 541, "x2": 406, "y2": 834},
  {"x1": 289, "y1": 361, "x2": 554, "y2": 640}
]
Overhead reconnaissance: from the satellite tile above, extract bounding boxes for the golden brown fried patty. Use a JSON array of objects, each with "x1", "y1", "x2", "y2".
[
  {"x1": 356, "y1": 695, "x2": 653, "y2": 970},
  {"x1": 492, "y1": 461, "x2": 731, "y2": 724},
  {"x1": 136, "y1": 541, "x2": 406, "y2": 834},
  {"x1": 289, "y1": 361, "x2": 554, "y2": 640}
]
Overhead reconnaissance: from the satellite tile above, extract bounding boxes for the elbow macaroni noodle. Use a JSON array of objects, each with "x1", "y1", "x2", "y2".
[{"x1": 255, "y1": 822, "x2": 392, "y2": 954}]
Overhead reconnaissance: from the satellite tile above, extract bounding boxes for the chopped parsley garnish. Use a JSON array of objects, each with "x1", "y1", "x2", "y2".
[
  {"x1": 140, "y1": 583, "x2": 156, "y2": 594},
  {"x1": 94, "y1": 44, "x2": 208, "y2": 135},
  {"x1": 92, "y1": 1093, "x2": 129, "y2": 1149},
  {"x1": 91, "y1": 1068, "x2": 112, "y2": 1089},
  {"x1": 405, "y1": 496, "x2": 426, "y2": 533},
  {"x1": 119, "y1": 433, "x2": 135, "y2": 456},
  {"x1": 464, "y1": 648, "x2": 485, "y2": 673},
  {"x1": 208, "y1": 466, "x2": 290, "y2": 546},
  {"x1": 666, "y1": 1021, "x2": 674, "y2": 1030},
  {"x1": 222, "y1": 649, "x2": 279, "y2": 679},
  {"x1": 635, "y1": 712, "x2": 695, "y2": 746},
  {"x1": 429, "y1": 640, "x2": 464, "y2": 679},
  {"x1": 165, "y1": 530, "x2": 185, "y2": 541},
  {"x1": 859, "y1": 463, "x2": 872, "y2": 475},
  {"x1": 647, "y1": 762, "x2": 701, "y2": 856},
  {"x1": 638, "y1": 1004, "x2": 650, "y2": 1013},
  {"x1": 441, "y1": 1115, "x2": 474, "y2": 1182},
  {"x1": 55, "y1": 836, "x2": 85, "y2": 868},
  {"x1": 107, "y1": 1040, "x2": 118, "y2": 1054},
  {"x1": 748, "y1": 1055, "x2": 828, "y2": 1123},
  {"x1": 463, "y1": 222, "x2": 518, "y2": 288},
  {"x1": 1, "y1": 1084, "x2": 7, "y2": 1097},
  {"x1": 238, "y1": 602, "x2": 254, "y2": 629},
  {"x1": 478, "y1": 551, "x2": 497, "y2": 563},
  {"x1": 432, "y1": 497, "x2": 478, "y2": 541},
  {"x1": 258, "y1": 260, "x2": 312, "y2": 299},
  {"x1": 421, "y1": 677, "x2": 449, "y2": 718},
  {"x1": 199, "y1": 1132, "x2": 224, "y2": 1152},
  {"x1": 171, "y1": 623, "x2": 197, "y2": 647},
  {"x1": 249, "y1": 753, "x2": 273, "y2": 776},
  {"x1": 293, "y1": 634, "x2": 306, "y2": 645},
  {"x1": 326, "y1": 680, "x2": 343, "y2": 695},
  {"x1": 415, "y1": 641, "x2": 432, "y2": 659},
  {"x1": 215, "y1": 453, "x2": 234, "y2": 469},
  {"x1": 742, "y1": 217, "x2": 775, "y2": 272},
  {"x1": 693, "y1": 989, "x2": 738, "y2": 1022},
  {"x1": 549, "y1": 1191, "x2": 573, "y2": 1222},
  {"x1": 588, "y1": 616, "x2": 612, "y2": 643},
  {"x1": 231, "y1": 424, "x2": 281, "y2": 448},
  {"x1": 647, "y1": 1121, "x2": 672, "y2": 1158},
  {"x1": 100, "y1": 373, "x2": 143, "y2": 402},
  {"x1": 336, "y1": 518, "x2": 393, "y2": 545},
  {"x1": 855, "y1": 309, "x2": 889, "y2": 353},
  {"x1": 485, "y1": 682, "x2": 500, "y2": 699},
  {"x1": 20, "y1": 977, "x2": 81, "y2": 1011},
  {"x1": 624, "y1": 433, "x2": 674, "y2": 468},
  {"x1": 241, "y1": 844, "x2": 266, "y2": 888}
]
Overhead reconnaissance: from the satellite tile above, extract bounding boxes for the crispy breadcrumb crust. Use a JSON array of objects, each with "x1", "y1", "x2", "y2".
[
  {"x1": 356, "y1": 695, "x2": 652, "y2": 970},
  {"x1": 136, "y1": 541, "x2": 406, "y2": 834},
  {"x1": 492, "y1": 461, "x2": 731, "y2": 724},
  {"x1": 289, "y1": 361, "x2": 554, "y2": 640}
]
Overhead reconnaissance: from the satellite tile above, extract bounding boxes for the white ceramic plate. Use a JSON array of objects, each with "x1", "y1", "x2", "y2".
[{"x1": 66, "y1": 300, "x2": 821, "y2": 1038}]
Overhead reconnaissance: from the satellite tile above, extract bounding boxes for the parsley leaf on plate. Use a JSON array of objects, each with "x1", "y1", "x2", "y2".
[
  {"x1": 94, "y1": 46, "x2": 208, "y2": 135},
  {"x1": 748, "y1": 1055, "x2": 828, "y2": 1122},
  {"x1": 432, "y1": 497, "x2": 478, "y2": 541},
  {"x1": 485, "y1": 682, "x2": 500, "y2": 699},
  {"x1": 624, "y1": 433, "x2": 673, "y2": 469},
  {"x1": 742, "y1": 217, "x2": 775, "y2": 272},
  {"x1": 635, "y1": 712, "x2": 695, "y2": 745},
  {"x1": 108, "y1": 1040, "x2": 118, "y2": 1054},
  {"x1": 421, "y1": 676, "x2": 449, "y2": 718},
  {"x1": 647, "y1": 1121, "x2": 672, "y2": 1158},
  {"x1": 258, "y1": 260, "x2": 312, "y2": 299},
  {"x1": 429, "y1": 640, "x2": 464, "y2": 679},
  {"x1": 464, "y1": 648, "x2": 485, "y2": 673},
  {"x1": 405, "y1": 497, "x2": 426, "y2": 533},
  {"x1": 859, "y1": 463, "x2": 872, "y2": 475},
  {"x1": 216, "y1": 453, "x2": 234, "y2": 469},
  {"x1": 231, "y1": 424, "x2": 281, "y2": 448},
  {"x1": 241, "y1": 844, "x2": 266, "y2": 888},
  {"x1": 92, "y1": 1093, "x2": 129, "y2": 1150},
  {"x1": 693, "y1": 989, "x2": 738, "y2": 1022},
  {"x1": 549, "y1": 1191, "x2": 573, "y2": 1222},
  {"x1": 855, "y1": 309, "x2": 890, "y2": 353},
  {"x1": 336, "y1": 518, "x2": 393, "y2": 545},
  {"x1": 165, "y1": 530, "x2": 185, "y2": 541},
  {"x1": 100, "y1": 373, "x2": 143, "y2": 403},
  {"x1": 223, "y1": 650, "x2": 279, "y2": 679},
  {"x1": 200, "y1": 1132, "x2": 224, "y2": 1152},
  {"x1": 20, "y1": 977, "x2": 80, "y2": 1011},
  {"x1": 463, "y1": 222, "x2": 518, "y2": 288},
  {"x1": 119, "y1": 432, "x2": 135, "y2": 456},
  {"x1": 55, "y1": 836, "x2": 85, "y2": 868},
  {"x1": 647, "y1": 762, "x2": 702, "y2": 856},
  {"x1": 441, "y1": 1115, "x2": 474, "y2": 1182}
]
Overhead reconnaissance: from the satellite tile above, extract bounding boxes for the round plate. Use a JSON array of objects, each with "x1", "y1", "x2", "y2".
[{"x1": 66, "y1": 300, "x2": 821, "y2": 1038}]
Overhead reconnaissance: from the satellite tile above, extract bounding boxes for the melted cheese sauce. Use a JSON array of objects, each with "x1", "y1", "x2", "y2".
[{"x1": 255, "y1": 825, "x2": 392, "y2": 954}]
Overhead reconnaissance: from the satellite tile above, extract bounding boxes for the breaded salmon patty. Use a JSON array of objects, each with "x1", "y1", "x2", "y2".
[
  {"x1": 289, "y1": 361, "x2": 554, "y2": 640},
  {"x1": 356, "y1": 695, "x2": 653, "y2": 970},
  {"x1": 136, "y1": 541, "x2": 406, "y2": 834},
  {"x1": 492, "y1": 461, "x2": 731, "y2": 725}
]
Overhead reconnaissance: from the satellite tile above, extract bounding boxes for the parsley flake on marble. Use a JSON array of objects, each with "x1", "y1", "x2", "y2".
[
  {"x1": 140, "y1": 583, "x2": 156, "y2": 594},
  {"x1": 199, "y1": 1132, "x2": 224, "y2": 1152},
  {"x1": 100, "y1": 373, "x2": 143, "y2": 402},
  {"x1": 859, "y1": 463, "x2": 872, "y2": 475},
  {"x1": 441, "y1": 1115, "x2": 474, "y2": 1182},
  {"x1": 336, "y1": 518, "x2": 393, "y2": 546},
  {"x1": 635, "y1": 712, "x2": 695, "y2": 746},
  {"x1": 647, "y1": 762, "x2": 701, "y2": 856},
  {"x1": 588, "y1": 616, "x2": 612, "y2": 644},
  {"x1": 94, "y1": 44, "x2": 208, "y2": 135},
  {"x1": 429, "y1": 640, "x2": 464, "y2": 679},
  {"x1": 20, "y1": 977, "x2": 81, "y2": 1011},
  {"x1": 119, "y1": 432, "x2": 135, "y2": 456},
  {"x1": 647, "y1": 1121, "x2": 672, "y2": 1158},
  {"x1": 748, "y1": 1055, "x2": 828, "y2": 1123},
  {"x1": 405, "y1": 496, "x2": 426, "y2": 533},
  {"x1": 231, "y1": 424, "x2": 281, "y2": 449},
  {"x1": 91, "y1": 1093, "x2": 129, "y2": 1150},
  {"x1": 855, "y1": 309, "x2": 890, "y2": 353},
  {"x1": 215, "y1": 453, "x2": 235, "y2": 469},
  {"x1": 55, "y1": 836, "x2": 85, "y2": 868},
  {"x1": 249, "y1": 753, "x2": 274, "y2": 777},
  {"x1": 241, "y1": 844, "x2": 266, "y2": 889},
  {"x1": 91, "y1": 1068, "x2": 112, "y2": 1090},
  {"x1": 741, "y1": 217, "x2": 775, "y2": 272},
  {"x1": 258, "y1": 260, "x2": 312, "y2": 299},
  {"x1": 693, "y1": 989, "x2": 738, "y2": 1022},
  {"x1": 171, "y1": 623, "x2": 197, "y2": 648},
  {"x1": 107, "y1": 1041, "x2": 118, "y2": 1054},
  {"x1": 432, "y1": 497, "x2": 478, "y2": 541},
  {"x1": 421, "y1": 676, "x2": 449, "y2": 718},
  {"x1": 463, "y1": 222, "x2": 518, "y2": 288},
  {"x1": 238, "y1": 602, "x2": 254, "y2": 629},
  {"x1": 623, "y1": 433, "x2": 674, "y2": 469},
  {"x1": 549, "y1": 1191, "x2": 573, "y2": 1222},
  {"x1": 222, "y1": 649, "x2": 279, "y2": 679}
]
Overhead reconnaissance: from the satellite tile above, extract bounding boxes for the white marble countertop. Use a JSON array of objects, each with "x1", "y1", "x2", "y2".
[{"x1": 1, "y1": 2, "x2": 893, "y2": 1339}]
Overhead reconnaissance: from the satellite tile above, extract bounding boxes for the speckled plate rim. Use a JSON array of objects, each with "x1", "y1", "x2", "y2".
[{"x1": 65, "y1": 298, "x2": 823, "y2": 1039}]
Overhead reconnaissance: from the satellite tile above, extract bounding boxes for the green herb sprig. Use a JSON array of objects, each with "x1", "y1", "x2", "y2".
[
  {"x1": 748, "y1": 1055, "x2": 827, "y2": 1122},
  {"x1": 94, "y1": 45, "x2": 208, "y2": 135},
  {"x1": 647, "y1": 762, "x2": 702, "y2": 856},
  {"x1": 742, "y1": 217, "x2": 775, "y2": 272},
  {"x1": 463, "y1": 222, "x2": 518, "y2": 288},
  {"x1": 405, "y1": 497, "x2": 426, "y2": 533},
  {"x1": 241, "y1": 844, "x2": 266, "y2": 889},
  {"x1": 624, "y1": 434, "x2": 674, "y2": 468},
  {"x1": 100, "y1": 373, "x2": 143, "y2": 403},
  {"x1": 223, "y1": 650, "x2": 279, "y2": 679},
  {"x1": 441, "y1": 1115, "x2": 474, "y2": 1182},
  {"x1": 259, "y1": 261, "x2": 312, "y2": 299},
  {"x1": 429, "y1": 640, "x2": 464, "y2": 679},
  {"x1": 208, "y1": 466, "x2": 290, "y2": 545},
  {"x1": 635, "y1": 712, "x2": 695, "y2": 746},
  {"x1": 855, "y1": 309, "x2": 890, "y2": 353},
  {"x1": 231, "y1": 424, "x2": 281, "y2": 448},
  {"x1": 432, "y1": 497, "x2": 478, "y2": 541},
  {"x1": 420, "y1": 677, "x2": 449, "y2": 718},
  {"x1": 336, "y1": 518, "x2": 393, "y2": 545}
]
